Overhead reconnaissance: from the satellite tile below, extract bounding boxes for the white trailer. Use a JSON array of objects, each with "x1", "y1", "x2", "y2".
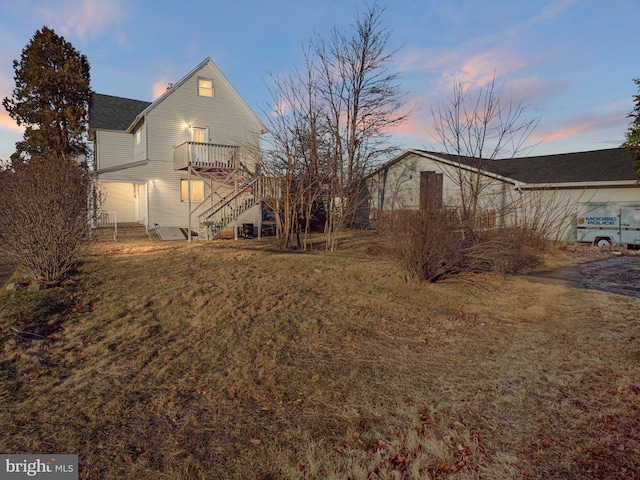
[{"x1": 576, "y1": 202, "x2": 640, "y2": 247}]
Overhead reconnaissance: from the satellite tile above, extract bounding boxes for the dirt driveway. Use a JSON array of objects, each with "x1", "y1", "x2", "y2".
[{"x1": 524, "y1": 255, "x2": 640, "y2": 298}]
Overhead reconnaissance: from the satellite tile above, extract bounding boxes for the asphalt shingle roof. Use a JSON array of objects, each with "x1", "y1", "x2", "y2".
[
  {"x1": 89, "y1": 93, "x2": 151, "y2": 131},
  {"x1": 418, "y1": 148, "x2": 637, "y2": 184}
]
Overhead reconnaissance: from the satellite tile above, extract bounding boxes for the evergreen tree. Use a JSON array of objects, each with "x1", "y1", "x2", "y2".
[
  {"x1": 2, "y1": 26, "x2": 91, "y2": 163},
  {"x1": 622, "y1": 78, "x2": 640, "y2": 179}
]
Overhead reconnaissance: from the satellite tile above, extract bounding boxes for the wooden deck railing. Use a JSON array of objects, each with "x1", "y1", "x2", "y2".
[{"x1": 173, "y1": 142, "x2": 239, "y2": 170}]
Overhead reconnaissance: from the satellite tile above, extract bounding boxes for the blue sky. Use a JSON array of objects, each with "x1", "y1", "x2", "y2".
[{"x1": 0, "y1": 0, "x2": 638, "y2": 161}]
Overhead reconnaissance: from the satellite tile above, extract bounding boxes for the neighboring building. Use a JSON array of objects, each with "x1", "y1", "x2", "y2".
[
  {"x1": 89, "y1": 57, "x2": 268, "y2": 240},
  {"x1": 367, "y1": 148, "x2": 640, "y2": 244}
]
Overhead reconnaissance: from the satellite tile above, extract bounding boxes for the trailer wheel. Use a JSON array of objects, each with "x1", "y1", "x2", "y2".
[{"x1": 595, "y1": 237, "x2": 611, "y2": 247}]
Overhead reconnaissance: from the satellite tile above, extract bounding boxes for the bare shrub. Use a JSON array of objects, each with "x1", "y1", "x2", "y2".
[
  {"x1": 0, "y1": 154, "x2": 91, "y2": 282},
  {"x1": 376, "y1": 209, "x2": 541, "y2": 282},
  {"x1": 463, "y1": 227, "x2": 542, "y2": 274},
  {"x1": 376, "y1": 209, "x2": 459, "y2": 282}
]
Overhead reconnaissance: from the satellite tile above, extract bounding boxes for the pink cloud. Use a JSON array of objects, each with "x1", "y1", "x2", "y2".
[
  {"x1": 532, "y1": 110, "x2": 626, "y2": 144},
  {"x1": 395, "y1": 1, "x2": 579, "y2": 96},
  {"x1": 269, "y1": 98, "x2": 294, "y2": 118},
  {"x1": 444, "y1": 47, "x2": 531, "y2": 89},
  {"x1": 397, "y1": 42, "x2": 541, "y2": 99},
  {"x1": 389, "y1": 116, "x2": 426, "y2": 137},
  {"x1": 0, "y1": 111, "x2": 23, "y2": 133},
  {"x1": 153, "y1": 79, "x2": 173, "y2": 100},
  {"x1": 0, "y1": 69, "x2": 23, "y2": 134},
  {"x1": 537, "y1": 122, "x2": 600, "y2": 142}
]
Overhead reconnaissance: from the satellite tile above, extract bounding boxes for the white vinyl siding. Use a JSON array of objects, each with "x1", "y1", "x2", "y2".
[
  {"x1": 370, "y1": 153, "x2": 511, "y2": 212},
  {"x1": 582, "y1": 187, "x2": 640, "y2": 204},
  {"x1": 133, "y1": 123, "x2": 147, "y2": 163},
  {"x1": 143, "y1": 62, "x2": 262, "y2": 227},
  {"x1": 95, "y1": 130, "x2": 134, "y2": 171},
  {"x1": 94, "y1": 59, "x2": 265, "y2": 230}
]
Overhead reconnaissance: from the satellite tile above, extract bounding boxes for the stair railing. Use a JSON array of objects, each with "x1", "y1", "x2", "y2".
[{"x1": 96, "y1": 210, "x2": 118, "y2": 240}]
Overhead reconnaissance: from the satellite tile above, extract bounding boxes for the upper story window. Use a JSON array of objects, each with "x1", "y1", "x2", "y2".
[
  {"x1": 135, "y1": 130, "x2": 141, "y2": 145},
  {"x1": 198, "y1": 78, "x2": 213, "y2": 97}
]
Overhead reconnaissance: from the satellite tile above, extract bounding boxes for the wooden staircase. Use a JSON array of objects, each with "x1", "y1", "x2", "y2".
[
  {"x1": 198, "y1": 177, "x2": 260, "y2": 239},
  {"x1": 195, "y1": 171, "x2": 280, "y2": 240},
  {"x1": 173, "y1": 141, "x2": 283, "y2": 240}
]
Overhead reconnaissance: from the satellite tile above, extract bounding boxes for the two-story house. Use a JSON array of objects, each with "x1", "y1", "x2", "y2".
[{"x1": 89, "y1": 57, "x2": 268, "y2": 240}]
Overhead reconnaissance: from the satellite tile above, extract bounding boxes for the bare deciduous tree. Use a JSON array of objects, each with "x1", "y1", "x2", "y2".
[
  {"x1": 432, "y1": 76, "x2": 590, "y2": 245},
  {"x1": 431, "y1": 75, "x2": 540, "y2": 228},
  {"x1": 263, "y1": 3, "x2": 407, "y2": 251},
  {"x1": 262, "y1": 50, "x2": 326, "y2": 250},
  {"x1": 316, "y1": 3, "x2": 407, "y2": 250}
]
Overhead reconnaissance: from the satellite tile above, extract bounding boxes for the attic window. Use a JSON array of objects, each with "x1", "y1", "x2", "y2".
[{"x1": 198, "y1": 78, "x2": 213, "y2": 97}]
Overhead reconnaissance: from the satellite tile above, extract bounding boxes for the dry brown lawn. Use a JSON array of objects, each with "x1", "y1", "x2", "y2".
[{"x1": 1, "y1": 234, "x2": 639, "y2": 479}]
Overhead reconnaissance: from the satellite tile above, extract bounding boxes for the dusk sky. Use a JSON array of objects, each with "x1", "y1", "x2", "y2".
[{"x1": 0, "y1": 0, "x2": 638, "y2": 161}]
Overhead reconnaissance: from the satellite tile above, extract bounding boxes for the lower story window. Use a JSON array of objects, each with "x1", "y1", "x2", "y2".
[{"x1": 180, "y1": 179, "x2": 204, "y2": 202}]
